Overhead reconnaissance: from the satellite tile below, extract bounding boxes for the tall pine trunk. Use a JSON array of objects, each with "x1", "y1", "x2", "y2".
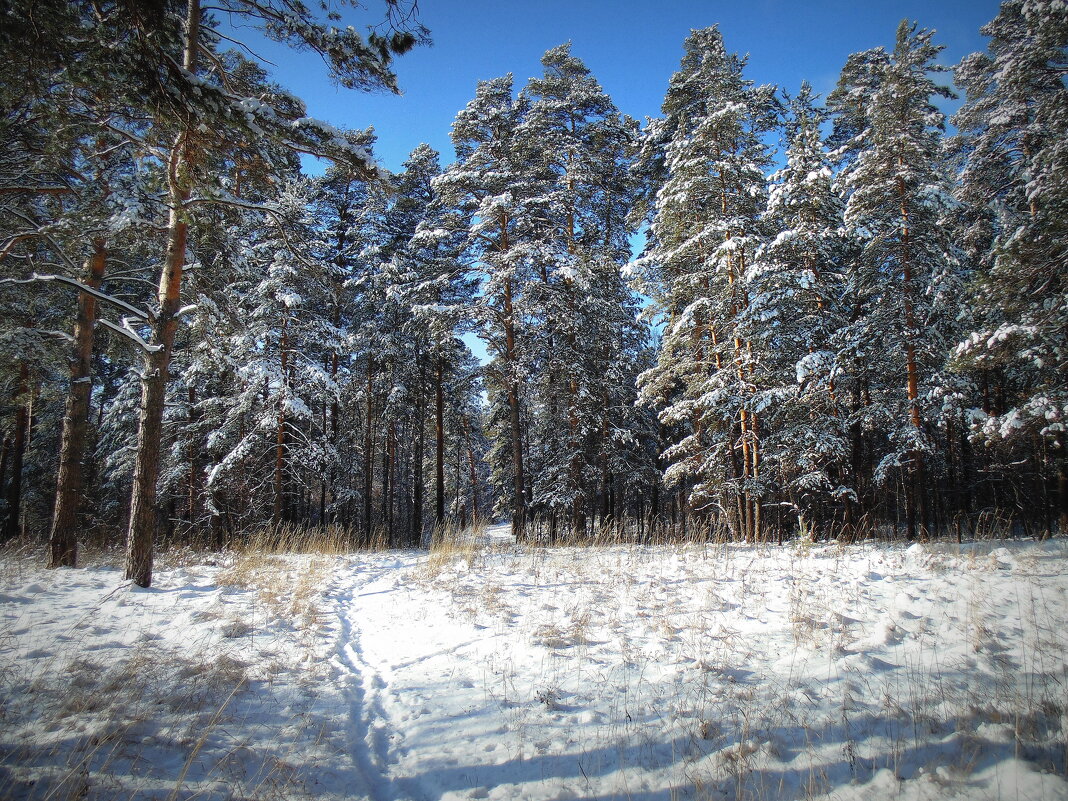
[
  {"x1": 503, "y1": 272, "x2": 526, "y2": 541},
  {"x1": 435, "y1": 352, "x2": 445, "y2": 525},
  {"x1": 273, "y1": 318, "x2": 289, "y2": 524},
  {"x1": 2, "y1": 362, "x2": 30, "y2": 543},
  {"x1": 124, "y1": 0, "x2": 200, "y2": 587},
  {"x1": 412, "y1": 391, "x2": 425, "y2": 546},
  {"x1": 1057, "y1": 433, "x2": 1068, "y2": 536},
  {"x1": 464, "y1": 415, "x2": 479, "y2": 522},
  {"x1": 49, "y1": 238, "x2": 107, "y2": 567},
  {"x1": 898, "y1": 169, "x2": 924, "y2": 541},
  {"x1": 363, "y1": 359, "x2": 375, "y2": 539}
]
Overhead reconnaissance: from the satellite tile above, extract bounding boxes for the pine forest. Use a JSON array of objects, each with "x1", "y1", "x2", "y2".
[
  {"x1": 2, "y1": 2, "x2": 1068, "y2": 800},
  {"x1": 4, "y1": 1, "x2": 1066, "y2": 584}
]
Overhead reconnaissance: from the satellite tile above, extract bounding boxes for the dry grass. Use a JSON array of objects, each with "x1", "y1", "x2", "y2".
[{"x1": 419, "y1": 518, "x2": 490, "y2": 578}]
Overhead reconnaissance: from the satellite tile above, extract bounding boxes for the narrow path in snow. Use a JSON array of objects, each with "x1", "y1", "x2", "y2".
[{"x1": 326, "y1": 560, "x2": 408, "y2": 801}]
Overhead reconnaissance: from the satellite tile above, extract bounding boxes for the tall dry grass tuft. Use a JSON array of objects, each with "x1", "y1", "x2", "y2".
[
  {"x1": 420, "y1": 517, "x2": 490, "y2": 578},
  {"x1": 236, "y1": 521, "x2": 365, "y2": 555}
]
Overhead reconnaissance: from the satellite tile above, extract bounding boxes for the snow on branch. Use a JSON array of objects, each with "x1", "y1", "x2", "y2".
[
  {"x1": 0, "y1": 273, "x2": 154, "y2": 322},
  {"x1": 96, "y1": 317, "x2": 162, "y2": 353}
]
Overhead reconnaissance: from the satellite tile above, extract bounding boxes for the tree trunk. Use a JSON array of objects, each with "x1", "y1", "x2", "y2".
[
  {"x1": 124, "y1": 0, "x2": 200, "y2": 588},
  {"x1": 384, "y1": 421, "x2": 395, "y2": 546},
  {"x1": 1057, "y1": 433, "x2": 1068, "y2": 536},
  {"x1": 435, "y1": 353, "x2": 445, "y2": 525},
  {"x1": 273, "y1": 318, "x2": 290, "y2": 525},
  {"x1": 363, "y1": 359, "x2": 374, "y2": 540},
  {"x1": 464, "y1": 415, "x2": 479, "y2": 522},
  {"x1": 2, "y1": 362, "x2": 30, "y2": 543},
  {"x1": 503, "y1": 273, "x2": 526, "y2": 541},
  {"x1": 897, "y1": 169, "x2": 924, "y2": 543},
  {"x1": 49, "y1": 239, "x2": 107, "y2": 567},
  {"x1": 0, "y1": 438, "x2": 9, "y2": 510},
  {"x1": 187, "y1": 385, "x2": 198, "y2": 524},
  {"x1": 570, "y1": 374, "x2": 585, "y2": 540},
  {"x1": 412, "y1": 419, "x2": 425, "y2": 546}
]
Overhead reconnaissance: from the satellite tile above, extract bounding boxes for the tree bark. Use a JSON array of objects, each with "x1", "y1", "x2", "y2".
[
  {"x1": 503, "y1": 272, "x2": 526, "y2": 541},
  {"x1": 2, "y1": 362, "x2": 30, "y2": 543},
  {"x1": 383, "y1": 419, "x2": 394, "y2": 544},
  {"x1": 435, "y1": 352, "x2": 445, "y2": 525},
  {"x1": 363, "y1": 359, "x2": 375, "y2": 539},
  {"x1": 464, "y1": 415, "x2": 479, "y2": 522},
  {"x1": 187, "y1": 385, "x2": 198, "y2": 524},
  {"x1": 273, "y1": 318, "x2": 289, "y2": 525},
  {"x1": 1057, "y1": 433, "x2": 1068, "y2": 536},
  {"x1": 124, "y1": 0, "x2": 200, "y2": 588},
  {"x1": 49, "y1": 239, "x2": 107, "y2": 567},
  {"x1": 412, "y1": 390, "x2": 425, "y2": 545}
]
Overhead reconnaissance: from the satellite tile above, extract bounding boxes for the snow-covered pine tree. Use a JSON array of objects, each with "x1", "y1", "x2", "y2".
[
  {"x1": 179, "y1": 176, "x2": 331, "y2": 532},
  {"x1": 952, "y1": 0, "x2": 1068, "y2": 534},
  {"x1": 747, "y1": 83, "x2": 852, "y2": 538},
  {"x1": 516, "y1": 43, "x2": 646, "y2": 539},
  {"x1": 109, "y1": 0, "x2": 427, "y2": 586},
  {"x1": 631, "y1": 26, "x2": 777, "y2": 540},
  {"x1": 435, "y1": 75, "x2": 539, "y2": 540},
  {"x1": 830, "y1": 21, "x2": 963, "y2": 540},
  {"x1": 401, "y1": 144, "x2": 479, "y2": 540},
  {"x1": 0, "y1": 1, "x2": 169, "y2": 561},
  {"x1": 308, "y1": 145, "x2": 382, "y2": 535}
]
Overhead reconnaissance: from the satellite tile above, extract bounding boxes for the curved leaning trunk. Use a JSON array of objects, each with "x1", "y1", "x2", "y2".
[{"x1": 49, "y1": 238, "x2": 107, "y2": 568}]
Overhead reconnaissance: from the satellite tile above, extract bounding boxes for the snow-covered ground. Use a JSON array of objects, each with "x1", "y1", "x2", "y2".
[{"x1": 1, "y1": 529, "x2": 1067, "y2": 800}]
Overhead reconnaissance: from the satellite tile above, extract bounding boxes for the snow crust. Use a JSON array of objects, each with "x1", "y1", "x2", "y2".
[{"x1": 2, "y1": 534, "x2": 1067, "y2": 800}]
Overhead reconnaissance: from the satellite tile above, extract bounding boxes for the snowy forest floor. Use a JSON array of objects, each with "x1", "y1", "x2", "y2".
[{"x1": 1, "y1": 528, "x2": 1067, "y2": 801}]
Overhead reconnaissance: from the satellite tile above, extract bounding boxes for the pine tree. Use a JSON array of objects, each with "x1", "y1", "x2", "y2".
[
  {"x1": 748, "y1": 83, "x2": 852, "y2": 536},
  {"x1": 632, "y1": 26, "x2": 777, "y2": 540},
  {"x1": 117, "y1": 0, "x2": 426, "y2": 586},
  {"x1": 830, "y1": 21, "x2": 962, "y2": 539},
  {"x1": 401, "y1": 144, "x2": 477, "y2": 539},
  {"x1": 436, "y1": 75, "x2": 538, "y2": 540},
  {"x1": 953, "y1": 0, "x2": 1068, "y2": 534},
  {"x1": 516, "y1": 43, "x2": 644, "y2": 538}
]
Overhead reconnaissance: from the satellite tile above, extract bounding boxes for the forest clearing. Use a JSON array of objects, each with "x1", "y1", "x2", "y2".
[{"x1": 1, "y1": 526, "x2": 1067, "y2": 800}]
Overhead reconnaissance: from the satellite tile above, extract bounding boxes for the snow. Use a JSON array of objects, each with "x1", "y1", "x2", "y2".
[{"x1": 2, "y1": 533, "x2": 1068, "y2": 800}]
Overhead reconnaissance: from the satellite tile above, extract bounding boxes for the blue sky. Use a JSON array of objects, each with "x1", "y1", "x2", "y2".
[{"x1": 224, "y1": 0, "x2": 1001, "y2": 174}]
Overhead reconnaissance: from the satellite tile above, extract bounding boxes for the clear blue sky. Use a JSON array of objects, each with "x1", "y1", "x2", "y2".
[{"x1": 223, "y1": 0, "x2": 1001, "y2": 174}]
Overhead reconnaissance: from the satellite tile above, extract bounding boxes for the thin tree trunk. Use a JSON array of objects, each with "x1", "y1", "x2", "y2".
[
  {"x1": 273, "y1": 318, "x2": 290, "y2": 524},
  {"x1": 363, "y1": 359, "x2": 374, "y2": 539},
  {"x1": 1057, "y1": 433, "x2": 1068, "y2": 536},
  {"x1": 2, "y1": 362, "x2": 30, "y2": 543},
  {"x1": 49, "y1": 238, "x2": 106, "y2": 567},
  {"x1": 464, "y1": 415, "x2": 478, "y2": 522},
  {"x1": 412, "y1": 417, "x2": 425, "y2": 545},
  {"x1": 570, "y1": 374, "x2": 585, "y2": 540},
  {"x1": 385, "y1": 421, "x2": 395, "y2": 545},
  {"x1": 124, "y1": 0, "x2": 200, "y2": 587},
  {"x1": 187, "y1": 385, "x2": 198, "y2": 524},
  {"x1": 0, "y1": 438, "x2": 9, "y2": 508},
  {"x1": 503, "y1": 272, "x2": 526, "y2": 541},
  {"x1": 435, "y1": 352, "x2": 445, "y2": 525},
  {"x1": 897, "y1": 169, "x2": 924, "y2": 542}
]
